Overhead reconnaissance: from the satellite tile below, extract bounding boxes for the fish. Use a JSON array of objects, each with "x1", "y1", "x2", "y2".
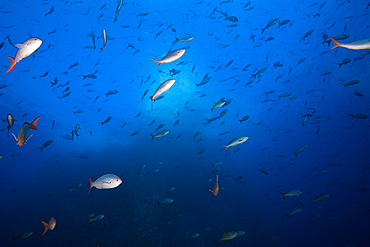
[
  {"x1": 193, "y1": 130, "x2": 202, "y2": 139},
  {"x1": 114, "y1": 0, "x2": 124, "y2": 23},
  {"x1": 284, "y1": 208, "x2": 302, "y2": 219},
  {"x1": 11, "y1": 116, "x2": 40, "y2": 146},
  {"x1": 142, "y1": 89, "x2": 149, "y2": 99},
  {"x1": 137, "y1": 165, "x2": 146, "y2": 175},
  {"x1": 349, "y1": 114, "x2": 368, "y2": 119},
  {"x1": 88, "y1": 174, "x2": 122, "y2": 194},
  {"x1": 149, "y1": 49, "x2": 185, "y2": 66},
  {"x1": 68, "y1": 183, "x2": 82, "y2": 193},
  {"x1": 41, "y1": 217, "x2": 56, "y2": 236},
  {"x1": 293, "y1": 145, "x2": 307, "y2": 156},
  {"x1": 186, "y1": 233, "x2": 200, "y2": 242},
  {"x1": 279, "y1": 190, "x2": 302, "y2": 200},
  {"x1": 45, "y1": 6, "x2": 54, "y2": 17},
  {"x1": 97, "y1": 29, "x2": 106, "y2": 54},
  {"x1": 105, "y1": 89, "x2": 119, "y2": 97},
  {"x1": 211, "y1": 100, "x2": 226, "y2": 111},
  {"x1": 239, "y1": 115, "x2": 250, "y2": 123},
  {"x1": 209, "y1": 175, "x2": 219, "y2": 196},
  {"x1": 222, "y1": 136, "x2": 249, "y2": 152},
  {"x1": 149, "y1": 79, "x2": 176, "y2": 108},
  {"x1": 150, "y1": 130, "x2": 169, "y2": 140},
  {"x1": 3, "y1": 113, "x2": 17, "y2": 137},
  {"x1": 344, "y1": 80, "x2": 360, "y2": 88},
  {"x1": 220, "y1": 231, "x2": 237, "y2": 241},
  {"x1": 57, "y1": 91, "x2": 72, "y2": 99},
  {"x1": 131, "y1": 130, "x2": 140, "y2": 136},
  {"x1": 157, "y1": 198, "x2": 174, "y2": 205},
  {"x1": 337, "y1": 58, "x2": 351, "y2": 67},
  {"x1": 88, "y1": 214, "x2": 104, "y2": 224},
  {"x1": 37, "y1": 140, "x2": 53, "y2": 152},
  {"x1": 258, "y1": 168, "x2": 269, "y2": 175},
  {"x1": 5, "y1": 37, "x2": 42, "y2": 73},
  {"x1": 13, "y1": 231, "x2": 33, "y2": 242},
  {"x1": 197, "y1": 149, "x2": 205, "y2": 155},
  {"x1": 101, "y1": 116, "x2": 112, "y2": 126},
  {"x1": 261, "y1": 18, "x2": 279, "y2": 33},
  {"x1": 329, "y1": 37, "x2": 370, "y2": 50}
]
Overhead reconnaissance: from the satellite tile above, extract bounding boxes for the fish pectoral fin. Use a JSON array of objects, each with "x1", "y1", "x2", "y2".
[
  {"x1": 25, "y1": 134, "x2": 33, "y2": 142},
  {"x1": 11, "y1": 133, "x2": 18, "y2": 142},
  {"x1": 15, "y1": 44, "x2": 27, "y2": 49}
]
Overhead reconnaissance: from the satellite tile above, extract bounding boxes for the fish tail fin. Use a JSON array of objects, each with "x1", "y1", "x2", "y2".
[
  {"x1": 239, "y1": 120, "x2": 243, "y2": 123},
  {"x1": 329, "y1": 37, "x2": 341, "y2": 50},
  {"x1": 157, "y1": 200, "x2": 160, "y2": 206},
  {"x1": 293, "y1": 152, "x2": 297, "y2": 156},
  {"x1": 68, "y1": 188, "x2": 72, "y2": 193},
  {"x1": 186, "y1": 237, "x2": 190, "y2": 242},
  {"x1": 38, "y1": 147, "x2": 43, "y2": 152},
  {"x1": 11, "y1": 133, "x2": 18, "y2": 142},
  {"x1": 149, "y1": 96, "x2": 154, "y2": 109},
  {"x1": 261, "y1": 28, "x2": 265, "y2": 34},
  {"x1": 5, "y1": 56, "x2": 16, "y2": 74},
  {"x1": 87, "y1": 217, "x2": 92, "y2": 224},
  {"x1": 175, "y1": 37, "x2": 179, "y2": 41},
  {"x1": 349, "y1": 114, "x2": 355, "y2": 119},
  {"x1": 30, "y1": 116, "x2": 40, "y2": 130},
  {"x1": 279, "y1": 192, "x2": 286, "y2": 200},
  {"x1": 222, "y1": 144, "x2": 228, "y2": 152},
  {"x1": 284, "y1": 213, "x2": 289, "y2": 219},
  {"x1": 211, "y1": 108, "x2": 213, "y2": 112},
  {"x1": 41, "y1": 221, "x2": 48, "y2": 236},
  {"x1": 100, "y1": 122, "x2": 104, "y2": 125},
  {"x1": 13, "y1": 237, "x2": 15, "y2": 242},
  {"x1": 88, "y1": 178, "x2": 92, "y2": 195},
  {"x1": 150, "y1": 134, "x2": 155, "y2": 141},
  {"x1": 216, "y1": 174, "x2": 218, "y2": 184},
  {"x1": 310, "y1": 200, "x2": 315, "y2": 205},
  {"x1": 149, "y1": 58, "x2": 160, "y2": 66},
  {"x1": 100, "y1": 48, "x2": 103, "y2": 53},
  {"x1": 82, "y1": 75, "x2": 87, "y2": 80}
]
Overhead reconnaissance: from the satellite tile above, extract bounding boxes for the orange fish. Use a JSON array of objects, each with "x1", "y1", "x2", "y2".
[
  {"x1": 209, "y1": 175, "x2": 219, "y2": 196},
  {"x1": 11, "y1": 116, "x2": 40, "y2": 146},
  {"x1": 5, "y1": 38, "x2": 42, "y2": 74},
  {"x1": 41, "y1": 217, "x2": 56, "y2": 236}
]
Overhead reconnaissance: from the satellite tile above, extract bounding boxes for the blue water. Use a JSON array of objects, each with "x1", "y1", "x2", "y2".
[{"x1": 0, "y1": 0, "x2": 369, "y2": 246}]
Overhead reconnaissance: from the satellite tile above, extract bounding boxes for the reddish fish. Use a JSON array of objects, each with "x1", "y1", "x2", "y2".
[
  {"x1": 329, "y1": 37, "x2": 370, "y2": 50},
  {"x1": 209, "y1": 175, "x2": 219, "y2": 196},
  {"x1": 11, "y1": 116, "x2": 40, "y2": 146},
  {"x1": 2, "y1": 113, "x2": 17, "y2": 137},
  {"x1": 41, "y1": 217, "x2": 56, "y2": 236},
  {"x1": 5, "y1": 37, "x2": 42, "y2": 73},
  {"x1": 149, "y1": 49, "x2": 185, "y2": 66}
]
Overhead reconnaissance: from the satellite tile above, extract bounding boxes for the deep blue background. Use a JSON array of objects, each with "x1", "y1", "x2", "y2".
[{"x1": 0, "y1": 0, "x2": 369, "y2": 246}]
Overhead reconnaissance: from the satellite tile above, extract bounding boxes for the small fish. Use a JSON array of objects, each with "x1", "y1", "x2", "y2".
[
  {"x1": 279, "y1": 190, "x2": 302, "y2": 200},
  {"x1": 13, "y1": 231, "x2": 33, "y2": 242},
  {"x1": 101, "y1": 116, "x2": 112, "y2": 126},
  {"x1": 149, "y1": 130, "x2": 169, "y2": 140},
  {"x1": 41, "y1": 217, "x2": 56, "y2": 236},
  {"x1": 293, "y1": 145, "x2": 307, "y2": 156},
  {"x1": 68, "y1": 183, "x2": 82, "y2": 193},
  {"x1": 114, "y1": 0, "x2": 124, "y2": 23},
  {"x1": 38, "y1": 140, "x2": 53, "y2": 152},
  {"x1": 3, "y1": 113, "x2": 17, "y2": 137},
  {"x1": 88, "y1": 174, "x2": 122, "y2": 194},
  {"x1": 45, "y1": 6, "x2": 54, "y2": 17},
  {"x1": 157, "y1": 198, "x2": 174, "y2": 205},
  {"x1": 209, "y1": 175, "x2": 219, "y2": 196},
  {"x1": 222, "y1": 136, "x2": 249, "y2": 152},
  {"x1": 284, "y1": 208, "x2": 302, "y2": 219},
  {"x1": 100, "y1": 29, "x2": 107, "y2": 53},
  {"x1": 137, "y1": 165, "x2": 146, "y2": 175},
  {"x1": 220, "y1": 231, "x2": 237, "y2": 241},
  {"x1": 88, "y1": 214, "x2": 104, "y2": 224}
]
